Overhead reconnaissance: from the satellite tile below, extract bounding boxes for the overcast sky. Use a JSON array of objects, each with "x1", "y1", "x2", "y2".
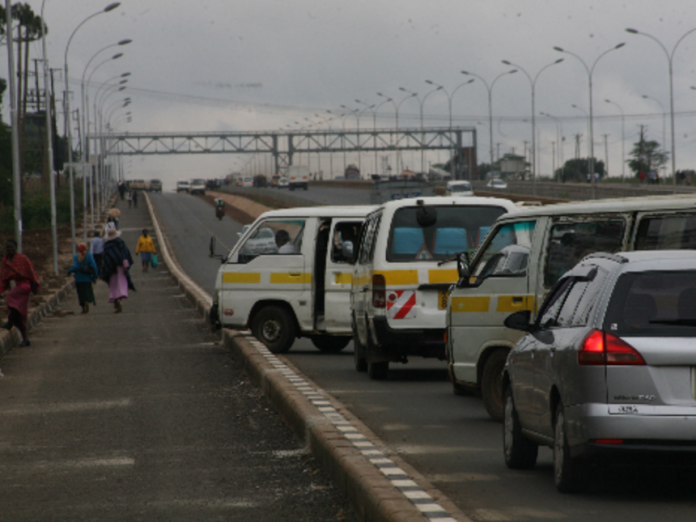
[{"x1": 9, "y1": 0, "x2": 696, "y2": 188}]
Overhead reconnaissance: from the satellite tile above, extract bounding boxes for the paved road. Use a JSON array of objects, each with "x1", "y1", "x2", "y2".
[
  {"x1": 0, "y1": 199, "x2": 354, "y2": 521},
  {"x1": 152, "y1": 190, "x2": 696, "y2": 522}
]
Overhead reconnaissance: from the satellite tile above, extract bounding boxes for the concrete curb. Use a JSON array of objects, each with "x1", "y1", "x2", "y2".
[{"x1": 144, "y1": 192, "x2": 468, "y2": 522}]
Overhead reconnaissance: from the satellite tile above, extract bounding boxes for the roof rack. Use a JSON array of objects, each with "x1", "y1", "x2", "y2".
[{"x1": 585, "y1": 252, "x2": 628, "y2": 264}]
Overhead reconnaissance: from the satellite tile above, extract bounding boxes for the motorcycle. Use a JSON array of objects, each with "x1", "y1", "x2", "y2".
[{"x1": 215, "y1": 206, "x2": 224, "y2": 220}]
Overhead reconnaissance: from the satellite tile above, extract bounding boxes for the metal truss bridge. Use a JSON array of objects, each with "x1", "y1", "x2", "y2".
[{"x1": 98, "y1": 126, "x2": 477, "y2": 176}]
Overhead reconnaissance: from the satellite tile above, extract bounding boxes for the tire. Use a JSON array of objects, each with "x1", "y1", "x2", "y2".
[
  {"x1": 553, "y1": 403, "x2": 587, "y2": 493},
  {"x1": 251, "y1": 306, "x2": 296, "y2": 354},
  {"x1": 353, "y1": 325, "x2": 367, "y2": 372},
  {"x1": 503, "y1": 386, "x2": 538, "y2": 469},
  {"x1": 482, "y1": 349, "x2": 509, "y2": 421},
  {"x1": 311, "y1": 336, "x2": 350, "y2": 353}
]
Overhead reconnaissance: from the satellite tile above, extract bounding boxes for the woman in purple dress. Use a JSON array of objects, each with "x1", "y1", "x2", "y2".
[{"x1": 100, "y1": 228, "x2": 135, "y2": 313}]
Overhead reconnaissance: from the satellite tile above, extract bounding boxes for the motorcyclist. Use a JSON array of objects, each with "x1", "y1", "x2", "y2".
[{"x1": 215, "y1": 198, "x2": 225, "y2": 219}]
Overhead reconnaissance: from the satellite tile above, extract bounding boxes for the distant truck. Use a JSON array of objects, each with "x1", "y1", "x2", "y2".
[
  {"x1": 369, "y1": 178, "x2": 436, "y2": 204},
  {"x1": 149, "y1": 179, "x2": 163, "y2": 193},
  {"x1": 129, "y1": 179, "x2": 149, "y2": 191},
  {"x1": 345, "y1": 164, "x2": 360, "y2": 180},
  {"x1": 287, "y1": 165, "x2": 309, "y2": 191},
  {"x1": 189, "y1": 178, "x2": 207, "y2": 195}
]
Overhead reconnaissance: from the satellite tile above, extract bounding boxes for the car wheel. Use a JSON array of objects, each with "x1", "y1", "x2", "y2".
[
  {"x1": 503, "y1": 386, "x2": 538, "y2": 469},
  {"x1": 482, "y1": 349, "x2": 508, "y2": 421},
  {"x1": 311, "y1": 335, "x2": 350, "y2": 353},
  {"x1": 353, "y1": 320, "x2": 367, "y2": 372},
  {"x1": 554, "y1": 403, "x2": 587, "y2": 493},
  {"x1": 251, "y1": 305, "x2": 296, "y2": 354}
]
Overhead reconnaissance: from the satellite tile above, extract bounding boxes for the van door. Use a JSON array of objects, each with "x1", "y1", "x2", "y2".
[
  {"x1": 449, "y1": 220, "x2": 538, "y2": 385},
  {"x1": 322, "y1": 220, "x2": 365, "y2": 333},
  {"x1": 221, "y1": 217, "x2": 313, "y2": 331},
  {"x1": 352, "y1": 213, "x2": 381, "y2": 344}
]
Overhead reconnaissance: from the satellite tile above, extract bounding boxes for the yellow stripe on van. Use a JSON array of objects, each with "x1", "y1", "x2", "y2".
[
  {"x1": 428, "y1": 269, "x2": 458, "y2": 284},
  {"x1": 377, "y1": 270, "x2": 419, "y2": 286},
  {"x1": 222, "y1": 272, "x2": 261, "y2": 284},
  {"x1": 451, "y1": 296, "x2": 490, "y2": 313},
  {"x1": 334, "y1": 273, "x2": 353, "y2": 285},
  {"x1": 496, "y1": 295, "x2": 536, "y2": 313},
  {"x1": 270, "y1": 272, "x2": 312, "y2": 284}
]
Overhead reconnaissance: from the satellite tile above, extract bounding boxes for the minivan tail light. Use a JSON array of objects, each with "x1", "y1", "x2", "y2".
[
  {"x1": 578, "y1": 330, "x2": 646, "y2": 366},
  {"x1": 372, "y1": 274, "x2": 386, "y2": 308}
]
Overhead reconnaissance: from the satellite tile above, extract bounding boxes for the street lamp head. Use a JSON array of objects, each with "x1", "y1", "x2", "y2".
[
  {"x1": 425, "y1": 80, "x2": 433, "y2": 85},
  {"x1": 509, "y1": 69, "x2": 518, "y2": 74},
  {"x1": 553, "y1": 46, "x2": 564, "y2": 52},
  {"x1": 615, "y1": 42, "x2": 626, "y2": 49},
  {"x1": 119, "y1": 79, "x2": 128, "y2": 84},
  {"x1": 460, "y1": 70, "x2": 470, "y2": 75},
  {"x1": 121, "y1": 72, "x2": 131, "y2": 77},
  {"x1": 554, "y1": 58, "x2": 564, "y2": 64},
  {"x1": 626, "y1": 28, "x2": 639, "y2": 34},
  {"x1": 104, "y1": 2, "x2": 120, "y2": 12},
  {"x1": 399, "y1": 87, "x2": 407, "y2": 92},
  {"x1": 111, "y1": 53, "x2": 123, "y2": 60},
  {"x1": 118, "y1": 39, "x2": 132, "y2": 45},
  {"x1": 501, "y1": 60, "x2": 511, "y2": 65},
  {"x1": 605, "y1": 99, "x2": 612, "y2": 103},
  {"x1": 642, "y1": 95, "x2": 649, "y2": 99}
]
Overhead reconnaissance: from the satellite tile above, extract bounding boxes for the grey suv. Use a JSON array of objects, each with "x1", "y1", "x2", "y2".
[{"x1": 502, "y1": 250, "x2": 696, "y2": 493}]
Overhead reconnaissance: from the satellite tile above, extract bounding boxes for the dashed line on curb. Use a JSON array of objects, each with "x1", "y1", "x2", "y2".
[{"x1": 249, "y1": 337, "x2": 458, "y2": 522}]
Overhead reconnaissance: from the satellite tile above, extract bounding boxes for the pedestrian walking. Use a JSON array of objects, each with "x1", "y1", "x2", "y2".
[
  {"x1": 0, "y1": 239, "x2": 40, "y2": 347},
  {"x1": 109, "y1": 207, "x2": 121, "y2": 230},
  {"x1": 90, "y1": 231, "x2": 105, "y2": 277},
  {"x1": 135, "y1": 229, "x2": 157, "y2": 272},
  {"x1": 100, "y1": 228, "x2": 135, "y2": 313},
  {"x1": 126, "y1": 191, "x2": 132, "y2": 208},
  {"x1": 132, "y1": 190, "x2": 138, "y2": 208},
  {"x1": 118, "y1": 181, "x2": 126, "y2": 200},
  {"x1": 68, "y1": 244, "x2": 99, "y2": 314}
]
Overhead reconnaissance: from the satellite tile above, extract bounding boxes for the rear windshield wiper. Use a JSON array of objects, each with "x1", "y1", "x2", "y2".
[{"x1": 649, "y1": 319, "x2": 696, "y2": 327}]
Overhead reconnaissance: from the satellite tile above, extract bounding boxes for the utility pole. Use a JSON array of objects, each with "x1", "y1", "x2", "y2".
[{"x1": 603, "y1": 134, "x2": 609, "y2": 179}]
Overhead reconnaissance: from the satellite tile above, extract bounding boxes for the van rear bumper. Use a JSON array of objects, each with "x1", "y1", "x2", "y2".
[{"x1": 370, "y1": 316, "x2": 445, "y2": 361}]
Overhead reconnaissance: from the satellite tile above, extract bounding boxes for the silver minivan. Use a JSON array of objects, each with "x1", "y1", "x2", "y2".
[{"x1": 502, "y1": 250, "x2": 696, "y2": 493}]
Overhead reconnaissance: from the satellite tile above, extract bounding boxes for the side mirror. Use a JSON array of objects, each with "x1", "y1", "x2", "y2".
[
  {"x1": 504, "y1": 310, "x2": 535, "y2": 332},
  {"x1": 457, "y1": 251, "x2": 471, "y2": 280},
  {"x1": 342, "y1": 240, "x2": 354, "y2": 262},
  {"x1": 209, "y1": 236, "x2": 216, "y2": 258}
]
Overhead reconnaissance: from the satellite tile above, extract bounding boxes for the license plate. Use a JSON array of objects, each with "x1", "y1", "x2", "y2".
[{"x1": 438, "y1": 290, "x2": 449, "y2": 310}]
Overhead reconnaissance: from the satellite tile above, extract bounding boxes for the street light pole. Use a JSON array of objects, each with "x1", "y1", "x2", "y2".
[
  {"x1": 355, "y1": 100, "x2": 376, "y2": 174},
  {"x1": 501, "y1": 59, "x2": 563, "y2": 193},
  {"x1": 64, "y1": 1, "x2": 121, "y2": 255},
  {"x1": 6, "y1": 0, "x2": 22, "y2": 251},
  {"x1": 605, "y1": 99, "x2": 626, "y2": 182},
  {"x1": 626, "y1": 27, "x2": 696, "y2": 192},
  {"x1": 540, "y1": 112, "x2": 564, "y2": 180},
  {"x1": 394, "y1": 91, "x2": 418, "y2": 174},
  {"x1": 426, "y1": 79, "x2": 475, "y2": 180},
  {"x1": 571, "y1": 104, "x2": 590, "y2": 163},
  {"x1": 554, "y1": 42, "x2": 626, "y2": 198},
  {"x1": 461, "y1": 69, "x2": 517, "y2": 177}
]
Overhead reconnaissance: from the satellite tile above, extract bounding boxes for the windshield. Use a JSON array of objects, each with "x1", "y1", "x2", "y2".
[
  {"x1": 386, "y1": 205, "x2": 508, "y2": 262},
  {"x1": 192, "y1": 179, "x2": 205, "y2": 184},
  {"x1": 604, "y1": 270, "x2": 696, "y2": 337},
  {"x1": 449, "y1": 183, "x2": 472, "y2": 193}
]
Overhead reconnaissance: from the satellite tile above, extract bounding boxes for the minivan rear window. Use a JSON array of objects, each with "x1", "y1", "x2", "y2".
[
  {"x1": 604, "y1": 270, "x2": 696, "y2": 337},
  {"x1": 635, "y1": 215, "x2": 696, "y2": 251},
  {"x1": 386, "y1": 205, "x2": 507, "y2": 262}
]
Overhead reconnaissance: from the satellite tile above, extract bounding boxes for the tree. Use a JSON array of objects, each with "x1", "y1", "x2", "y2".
[
  {"x1": 627, "y1": 126, "x2": 668, "y2": 180},
  {"x1": 557, "y1": 158, "x2": 605, "y2": 182}
]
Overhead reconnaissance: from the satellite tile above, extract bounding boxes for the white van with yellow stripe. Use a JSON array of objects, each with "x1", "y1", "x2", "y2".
[
  {"x1": 213, "y1": 206, "x2": 375, "y2": 353},
  {"x1": 351, "y1": 196, "x2": 517, "y2": 380},
  {"x1": 447, "y1": 194, "x2": 696, "y2": 421}
]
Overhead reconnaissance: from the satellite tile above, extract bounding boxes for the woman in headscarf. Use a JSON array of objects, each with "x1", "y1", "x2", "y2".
[
  {"x1": 135, "y1": 229, "x2": 157, "y2": 272},
  {"x1": 0, "y1": 239, "x2": 40, "y2": 346},
  {"x1": 68, "y1": 244, "x2": 99, "y2": 314},
  {"x1": 100, "y1": 228, "x2": 135, "y2": 313}
]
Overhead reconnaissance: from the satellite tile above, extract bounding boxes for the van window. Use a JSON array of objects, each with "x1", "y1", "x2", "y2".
[
  {"x1": 331, "y1": 221, "x2": 362, "y2": 263},
  {"x1": 472, "y1": 221, "x2": 536, "y2": 281},
  {"x1": 237, "y1": 219, "x2": 305, "y2": 263},
  {"x1": 634, "y1": 214, "x2": 696, "y2": 251},
  {"x1": 358, "y1": 215, "x2": 381, "y2": 265},
  {"x1": 386, "y1": 205, "x2": 508, "y2": 262},
  {"x1": 544, "y1": 219, "x2": 624, "y2": 288}
]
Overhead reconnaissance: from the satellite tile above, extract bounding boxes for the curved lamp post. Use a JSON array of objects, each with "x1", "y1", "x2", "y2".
[
  {"x1": 626, "y1": 27, "x2": 696, "y2": 192},
  {"x1": 641, "y1": 94, "x2": 667, "y2": 170},
  {"x1": 501, "y1": 59, "x2": 563, "y2": 192},
  {"x1": 63, "y1": 1, "x2": 121, "y2": 254},
  {"x1": 425, "y1": 78, "x2": 475, "y2": 180},
  {"x1": 540, "y1": 111, "x2": 564, "y2": 181},
  {"x1": 554, "y1": 42, "x2": 625, "y2": 197},
  {"x1": 461, "y1": 69, "x2": 517, "y2": 176},
  {"x1": 355, "y1": 100, "x2": 376, "y2": 173}
]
